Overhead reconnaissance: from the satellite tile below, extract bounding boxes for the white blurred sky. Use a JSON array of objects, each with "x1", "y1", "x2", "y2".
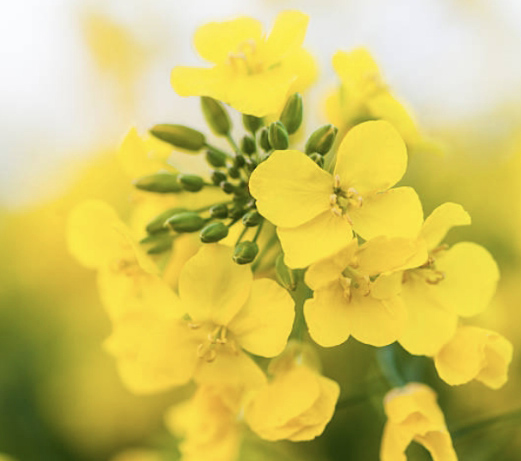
[{"x1": 2, "y1": 0, "x2": 521, "y2": 207}]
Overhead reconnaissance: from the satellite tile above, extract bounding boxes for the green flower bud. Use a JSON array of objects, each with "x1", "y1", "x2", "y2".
[
  {"x1": 259, "y1": 127, "x2": 271, "y2": 151},
  {"x1": 275, "y1": 254, "x2": 296, "y2": 290},
  {"x1": 201, "y1": 96, "x2": 231, "y2": 136},
  {"x1": 178, "y1": 174, "x2": 204, "y2": 192},
  {"x1": 166, "y1": 211, "x2": 205, "y2": 233},
  {"x1": 134, "y1": 172, "x2": 182, "y2": 193},
  {"x1": 234, "y1": 155, "x2": 246, "y2": 168},
  {"x1": 140, "y1": 233, "x2": 174, "y2": 254},
  {"x1": 150, "y1": 124, "x2": 206, "y2": 151},
  {"x1": 209, "y1": 204, "x2": 229, "y2": 219},
  {"x1": 242, "y1": 210, "x2": 262, "y2": 227},
  {"x1": 205, "y1": 148, "x2": 227, "y2": 168},
  {"x1": 229, "y1": 207, "x2": 246, "y2": 220},
  {"x1": 146, "y1": 207, "x2": 187, "y2": 234},
  {"x1": 211, "y1": 170, "x2": 227, "y2": 185},
  {"x1": 233, "y1": 241, "x2": 259, "y2": 264},
  {"x1": 228, "y1": 166, "x2": 240, "y2": 179},
  {"x1": 279, "y1": 93, "x2": 303, "y2": 135},
  {"x1": 221, "y1": 181, "x2": 235, "y2": 194},
  {"x1": 309, "y1": 152, "x2": 324, "y2": 168},
  {"x1": 268, "y1": 121, "x2": 289, "y2": 150},
  {"x1": 245, "y1": 158, "x2": 258, "y2": 172},
  {"x1": 200, "y1": 222, "x2": 229, "y2": 243},
  {"x1": 242, "y1": 114, "x2": 263, "y2": 134},
  {"x1": 305, "y1": 124, "x2": 338, "y2": 155},
  {"x1": 240, "y1": 136, "x2": 256, "y2": 155}
]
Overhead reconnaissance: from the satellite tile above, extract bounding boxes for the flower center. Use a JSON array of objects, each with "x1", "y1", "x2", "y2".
[
  {"x1": 330, "y1": 175, "x2": 363, "y2": 221},
  {"x1": 191, "y1": 324, "x2": 238, "y2": 362},
  {"x1": 228, "y1": 40, "x2": 264, "y2": 75},
  {"x1": 340, "y1": 265, "x2": 370, "y2": 300}
]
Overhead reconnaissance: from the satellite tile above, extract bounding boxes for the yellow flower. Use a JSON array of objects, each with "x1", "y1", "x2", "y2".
[
  {"x1": 171, "y1": 11, "x2": 317, "y2": 116},
  {"x1": 304, "y1": 237, "x2": 426, "y2": 347},
  {"x1": 106, "y1": 244, "x2": 295, "y2": 394},
  {"x1": 381, "y1": 383, "x2": 458, "y2": 461},
  {"x1": 397, "y1": 203, "x2": 500, "y2": 356},
  {"x1": 67, "y1": 200, "x2": 178, "y2": 323},
  {"x1": 165, "y1": 385, "x2": 242, "y2": 461},
  {"x1": 325, "y1": 48, "x2": 422, "y2": 148},
  {"x1": 249, "y1": 120, "x2": 423, "y2": 268},
  {"x1": 434, "y1": 326, "x2": 513, "y2": 389},
  {"x1": 244, "y1": 349, "x2": 339, "y2": 441}
]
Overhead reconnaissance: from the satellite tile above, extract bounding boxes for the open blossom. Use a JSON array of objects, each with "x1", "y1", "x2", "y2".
[
  {"x1": 304, "y1": 237, "x2": 427, "y2": 347},
  {"x1": 325, "y1": 48, "x2": 422, "y2": 148},
  {"x1": 434, "y1": 326, "x2": 513, "y2": 389},
  {"x1": 105, "y1": 244, "x2": 295, "y2": 394},
  {"x1": 396, "y1": 203, "x2": 500, "y2": 356},
  {"x1": 250, "y1": 120, "x2": 423, "y2": 268},
  {"x1": 171, "y1": 11, "x2": 317, "y2": 116},
  {"x1": 381, "y1": 383, "x2": 458, "y2": 461}
]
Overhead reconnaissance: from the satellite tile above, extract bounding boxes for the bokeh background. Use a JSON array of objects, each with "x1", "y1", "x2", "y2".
[{"x1": 1, "y1": 0, "x2": 521, "y2": 460}]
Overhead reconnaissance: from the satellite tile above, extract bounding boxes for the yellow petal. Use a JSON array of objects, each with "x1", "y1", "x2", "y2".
[
  {"x1": 278, "y1": 211, "x2": 353, "y2": 269},
  {"x1": 285, "y1": 48, "x2": 319, "y2": 94},
  {"x1": 334, "y1": 120, "x2": 407, "y2": 194},
  {"x1": 67, "y1": 200, "x2": 125, "y2": 268},
  {"x1": 332, "y1": 48, "x2": 380, "y2": 89},
  {"x1": 264, "y1": 11, "x2": 309, "y2": 65},
  {"x1": 171, "y1": 65, "x2": 227, "y2": 99},
  {"x1": 349, "y1": 187, "x2": 424, "y2": 240},
  {"x1": 356, "y1": 236, "x2": 428, "y2": 276},
  {"x1": 194, "y1": 17, "x2": 263, "y2": 64},
  {"x1": 420, "y1": 202, "x2": 471, "y2": 250},
  {"x1": 250, "y1": 150, "x2": 332, "y2": 228},
  {"x1": 228, "y1": 279, "x2": 294, "y2": 357},
  {"x1": 305, "y1": 241, "x2": 358, "y2": 291},
  {"x1": 434, "y1": 326, "x2": 513, "y2": 389},
  {"x1": 344, "y1": 291, "x2": 407, "y2": 347},
  {"x1": 398, "y1": 278, "x2": 458, "y2": 356},
  {"x1": 195, "y1": 349, "x2": 266, "y2": 389},
  {"x1": 179, "y1": 244, "x2": 252, "y2": 325},
  {"x1": 434, "y1": 242, "x2": 499, "y2": 317},
  {"x1": 371, "y1": 272, "x2": 403, "y2": 300},
  {"x1": 324, "y1": 87, "x2": 344, "y2": 128},
  {"x1": 366, "y1": 92, "x2": 422, "y2": 147},
  {"x1": 304, "y1": 282, "x2": 351, "y2": 347}
]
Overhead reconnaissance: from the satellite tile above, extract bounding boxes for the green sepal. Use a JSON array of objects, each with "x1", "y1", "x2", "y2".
[
  {"x1": 268, "y1": 121, "x2": 289, "y2": 150},
  {"x1": 166, "y1": 211, "x2": 205, "y2": 232},
  {"x1": 305, "y1": 124, "x2": 338, "y2": 155},
  {"x1": 242, "y1": 210, "x2": 262, "y2": 227},
  {"x1": 134, "y1": 172, "x2": 183, "y2": 193},
  {"x1": 241, "y1": 136, "x2": 256, "y2": 155},
  {"x1": 233, "y1": 241, "x2": 259, "y2": 264},
  {"x1": 200, "y1": 222, "x2": 229, "y2": 243},
  {"x1": 201, "y1": 97, "x2": 231, "y2": 136},
  {"x1": 178, "y1": 174, "x2": 204, "y2": 192},
  {"x1": 140, "y1": 233, "x2": 175, "y2": 254},
  {"x1": 242, "y1": 114, "x2": 263, "y2": 134},
  {"x1": 146, "y1": 207, "x2": 187, "y2": 234},
  {"x1": 259, "y1": 127, "x2": 271, "y2": 151},
  {"x1": 209, "y1": 204, "x2": 229, "y2": 219},
  {"x1": 280, "y1": 93, "x2": 303, "y2": 135}
]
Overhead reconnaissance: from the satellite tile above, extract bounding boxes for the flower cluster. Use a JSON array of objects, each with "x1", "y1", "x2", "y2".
[{"x1": 68, "y1": 11, "x2": 513, "y2": 461}]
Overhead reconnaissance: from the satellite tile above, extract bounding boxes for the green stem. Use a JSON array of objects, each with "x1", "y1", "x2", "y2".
[
  {"x1": 235, "y1": 225, "x2": 248, "y2": 244},
  {"x1": 452, "y1": 408, "x2": 521, "y2": 439},
  {"x1": 226, "y1": 133, "x2": 240, "y2": 155},
  {"x1": 290, "y1": 271, "x2": 312, "y2": 341},
  {"x1": 376, "y1": 345, "x2": 407, "y2": 388},
  {"x1": 205, "y1": 142, "x2": 234, "y2": 160},
  {"x1": 251, "y1": 231, "x2": 278, "y2": 272},
  {"x1": 194, "y1": 200, "x2": 233, "y2": 213},
  {"x1": 252, "y1": 219, "x2": 264, "y2": 243},
  {"x1": 335, "y1": 393, "x2": 370, "y2": 410}
]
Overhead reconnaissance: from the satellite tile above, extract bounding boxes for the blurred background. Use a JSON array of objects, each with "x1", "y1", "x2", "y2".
[{"x1": 1, "y1": 0, "x2": 521, "y2": 460}]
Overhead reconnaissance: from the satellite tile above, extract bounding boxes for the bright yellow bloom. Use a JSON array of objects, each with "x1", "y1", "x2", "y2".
[
  {"x1": 325, "y1": 48, "x2": 422, "y2": 148},
  {"x1": 171, "y1": 11, "x2": 317, "y2": 116},
  {"x1": 245, "y1": 349, "x2": 339, "y2": 441},
  {"x1": 381, "y1": 383, "x2": 458, "y2": 461},
  {"x1": 304, "y1": 237, "x2": 426, "y2": 347},
  {"x1": 106, "y1": 244, "x2": 294, "y2": 394},
  {"x1": 250, "y1": 120, "x2": 423, "y2": 268},
  {"x1": 397, "y1": 203, "x2": 500, "y2": 356},
  {"x1": 165, "y1": 385, "x2": 242, "y2": 461},
  {"x1": 434, "y1": 326, "x2": 513, "y2": 389},
  {"x1": 67, "y1": 200, "x2": 177, "y2": 323}
]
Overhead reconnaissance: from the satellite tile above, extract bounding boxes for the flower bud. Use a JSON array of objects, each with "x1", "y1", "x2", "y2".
[
  {"x1": 209, "y1": 204, "x2": 229, "y2": 219},
  {"x1": 309, "y1": 152, "x2": 324, "y2": 168},
  {"x1": 268, "y1": 121, "x2": 289, "y2": 150},
  {"x1": 243, "y1": 114, "x2": 263, "y2": 134},
  {"x1": 146, "y1": 207, "x2": 187, "y2": 234},
  {"x1": 228, "y1": 166, "x2": 240, "y2": 179},
  {"x1": 211, "y1": 170, "x2": 227, "y2": 185},
  {"x1": 150, "y1": 124, "x2": 206, "y2": 151},
  {"x1": 201, "y1": 96, "x2": 231, "y2": 136},
  {"x1": 178, "y1": 174, "x2": 204, "y2": 192},
  {"x1": 234, "y1": 155, "x2": 246, "y2": 168},
  {"x1": 242, "y1": 210, "x2": 262, "y2": 227},
  {"x1": 275, "y1": 254, "x2": 296, "y2": 290},
  {"x1": 279, "y1": 93, "x2": 303, "y2": 135},
  {"x1": 241, "y1": 136, "x2": 256, "y2": 155},
  {"x1": 134, "y1": 172, "x2": 183, "y2": 193},
  {"x1": 245, "y1": 158, "x2": 258, "y2": 172},
  {"x1": 305, "y1": 124, "x2": 338, "y2": 155},
  {"x1": 259, "y1": 127, "x2": 271, "y2": 151},
  {"x1": 166, "y1": 211, "x2": 205, "y2": 232},
  {"x1": 229, "y1": 206, "x2": 246, "y2": 220},
  {"x1": 233, "y1": 241, "x2": 259, "y2": 264},
  {"x1": 220, "y1": 181, "x2": 235, "y2": 194},
  {"x1": 200, "y1": 222, "x2": 229, "y2": 243},
  {"x1": 205, "y1": 148, "x2": 227, "y2": 168},
  {"x1": 140, "y1": 233, "x2": 174, "y2": 254}
]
